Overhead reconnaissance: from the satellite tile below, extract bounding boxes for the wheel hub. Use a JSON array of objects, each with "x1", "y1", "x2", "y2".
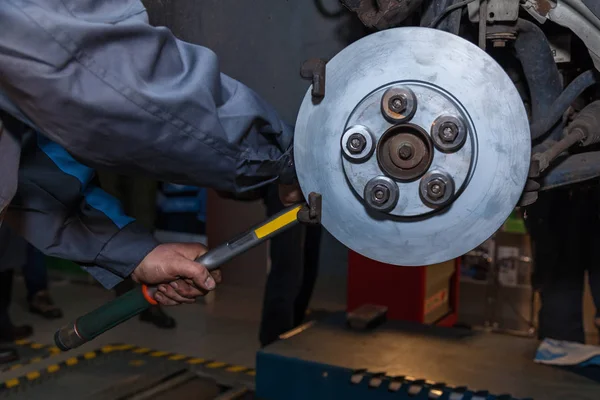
[{"x1": 294, "y1": 27, "x2": 530, "y2": 266}]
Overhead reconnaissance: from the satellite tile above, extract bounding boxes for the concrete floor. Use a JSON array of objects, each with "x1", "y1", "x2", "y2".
[
  {"x1": 4, "y1": 229, "x2": 599, "y2": 387},
  {"x1": 0, "y1": 228, "x2": 348, "y2": 387},
  {"x1": 5, "y1": 267, "x2": 346, "y2": 382}
]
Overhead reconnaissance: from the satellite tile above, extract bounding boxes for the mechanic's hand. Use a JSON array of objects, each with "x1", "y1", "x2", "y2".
[
  {"x1": 279, "y1": 183, "x2": 303, "y2": 206},
  {"x1": 131, "y1": 243, "x2": 222, "y2": 306}
]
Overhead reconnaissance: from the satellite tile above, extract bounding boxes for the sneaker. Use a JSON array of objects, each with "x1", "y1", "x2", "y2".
[
  {"x1": 29, "y1": 291, "x2": 63, "y2": 320},
  {"x1": 139, "y1": 306, "x2": 176, "y2": 329}
]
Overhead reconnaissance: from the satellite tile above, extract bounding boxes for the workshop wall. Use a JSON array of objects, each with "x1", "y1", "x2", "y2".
[{"x1": 142, "y1": 0, "x2": 361, "y2": 287}]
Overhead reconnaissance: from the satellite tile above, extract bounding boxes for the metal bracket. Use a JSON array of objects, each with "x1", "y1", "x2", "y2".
[
  {"x1": 468, "y1": 0, "x2": 520, "y2": 22},
  {"x1": 297, "y1": 192, "x2": 322, "y2": 225},
  {"x1": 300, "y1": 59, "x2": 327, "y2": 102},
  {"x1": 517, "y1": 179, "x2": 540, "y2": 207}
]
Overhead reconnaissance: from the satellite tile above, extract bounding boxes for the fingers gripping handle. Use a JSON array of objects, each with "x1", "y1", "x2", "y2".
[{"x1": 54, "y1": 205, "x2": 302, "y2": 351}]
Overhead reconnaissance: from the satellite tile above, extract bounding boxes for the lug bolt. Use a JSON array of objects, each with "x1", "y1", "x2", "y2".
[
  {"x1": 398, "y1": 143, "x2": 414, "y2": 160},
  {"x1": 420, "y1": 172, "x2": 455, "y2": 208},
  {"x1": 427, "y1": 179, "x2": 446, "y2": 199},
  {"x1": 346, "y1": 133, "x2": 367, "y2": 154},
  {"x1": 371, "y1": 184, "x2": 390, "y2": 204},
  {"x1": 364, "y1": 177, "x2": 399, "y2": 212},
  {"x1": 388, "y1": 95, "x2": 407, "y2": 114},
  {"x1": 381, "y1": 87, "x2": 417, "y2": 123},
  {"x1": 440, "y1": 122, "x2": 459, "y2": 143},
  {"x1": 431, "y1": 115, "x2": 467, "y2": 153}
]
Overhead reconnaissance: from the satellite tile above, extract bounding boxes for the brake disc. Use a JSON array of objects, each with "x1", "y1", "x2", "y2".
[{"x1": 294, "y1": 27, "x2": 530, "y2": 266}]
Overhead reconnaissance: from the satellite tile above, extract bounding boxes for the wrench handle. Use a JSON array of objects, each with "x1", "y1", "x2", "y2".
[{"x1": 54, "y1": 205, "x2": 302, "y2": 351}]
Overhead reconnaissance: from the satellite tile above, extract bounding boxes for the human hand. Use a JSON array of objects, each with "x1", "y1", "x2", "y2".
[
  {"x1": 131, "y1": 243, "x2": 222, "y2": 306},
  {"x1": 279, "y1": 183, "x2": 303, "y2": 206}
]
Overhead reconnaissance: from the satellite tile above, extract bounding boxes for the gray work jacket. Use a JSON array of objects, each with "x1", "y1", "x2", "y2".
[{"x1": 0, "y1": 0, "x2": 294, "y2": 287}]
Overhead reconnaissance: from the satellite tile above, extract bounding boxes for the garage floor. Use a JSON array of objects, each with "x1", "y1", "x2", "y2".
[
  {"x1": 3, "y1": 251, "x2": 599, "y2": 397},
  {"x1": 2, "y1": 269, "x2": 347, "y2": 385}
]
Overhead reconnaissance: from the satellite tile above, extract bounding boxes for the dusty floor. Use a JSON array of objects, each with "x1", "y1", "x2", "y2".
[{"x1": 3, "y1": 269, "x2": 346, "y2": 382}]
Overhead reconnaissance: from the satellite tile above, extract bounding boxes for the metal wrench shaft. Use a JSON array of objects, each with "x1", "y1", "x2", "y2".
[{"x1": 54, "y1": 204, "x2": 303, "y2": 351}]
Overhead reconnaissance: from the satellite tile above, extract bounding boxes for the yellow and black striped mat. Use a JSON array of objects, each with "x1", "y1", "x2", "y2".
[{"x1": 0, "y1": 342, "x2": 255, "y2": 391}]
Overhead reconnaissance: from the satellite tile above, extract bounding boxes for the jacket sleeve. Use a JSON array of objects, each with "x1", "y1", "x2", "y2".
[
  {"x1": 0, "y1": 1, "x2": 295, "y2": 194},
  {"x1": 5, "y1": 128, "x2": 159, "y2": 289}
]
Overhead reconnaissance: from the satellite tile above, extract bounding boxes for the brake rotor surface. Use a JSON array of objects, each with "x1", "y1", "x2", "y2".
[{"x1": 294, "y1": 27, "x2": 530, "y2": 266}]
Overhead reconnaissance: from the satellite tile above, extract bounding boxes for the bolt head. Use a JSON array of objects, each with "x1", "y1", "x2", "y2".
[
  {"x1": 439, "y1": 122, "x2": 459, "y2": 143},
  {"x1": 398, "y1": 143, "x2": 414, "y2": 160},
  {"x1": 371, "y1": 184, "x2": 391, "y2": 204},
  {"x1": 426, "y1": 179, "x2": 446, "y2": 199},
  {"x1": 388, "y1": 95, "x2": 407, "y2": 114},
  {"x1": 346, "y1": 133, "x2": 367, "y2": 154}
]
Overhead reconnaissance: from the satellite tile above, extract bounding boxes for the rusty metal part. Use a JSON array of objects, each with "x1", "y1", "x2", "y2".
[
  {"x1": 340, "y1": 0, "x2": 424, "y2": 30},
  {"x1": 522, "y1": 0, "x2": 555, "y2": 18},
  {"x1": 377, "y1": 124, "x2": 433, "y2": 181},
  {"x1": 381, "y1": 87, "x2": 417, "y2": 123},
  {"x1": 517, "y1": 173, "x2": 540, "y2": 206},
  {"x1": 388, "y1": 134, "x2": 426, "y2": 170},
  {"x1": 300, "y1": 58, "x2": 327, "y2": 101},
  {"x1": 398, "y1": 142, "x2": 414, "y2": 160},
  {"x1": 431, "y1": 115, "x2": 467, "y2": 153},
  {"x1": 479, "y1": 0, "x2": 488, "y2": 50},
  {"x1": 297, "y1": 192, "x2": 322, "y2": 225},
  {"x1": 518, "y1": 182, "x2": 539, "y2": 207},
  {"x1": 341, "y1": 125, "x2": 375, "y2": 162},
  {"x1": 340, "y1": 79, "x2": 475, "y2": 218},
  {"x1": 419, "y1": 171, "x2": 455, "y2": 208},
  {"x1": 530, "y1": 129, "x2": 585, "y2": 177},
  {"x1": 486, "y1": 23, "x2": 518, "y2": 47},
  {"x1": 530, "y1": 99, "x2": 600, "y2": 178},
  {"x1": 388, "y1": 94, "x2": 407, "y2": 114},
  {"x1": 537, "y1": 0, "x2": 554, "y2": 16},
  {"x1": 364, "y1": 176, "x2": 399, "y2": 212},
  {"x1": 341, "y1": 80, "x2": 475, "y2": 218},
  {"x1": 528, "y1": 100, "x2": 600, "y2": 195},
  {"x1": 566, "y1": 100, "x2": 600, "y2": 146}
]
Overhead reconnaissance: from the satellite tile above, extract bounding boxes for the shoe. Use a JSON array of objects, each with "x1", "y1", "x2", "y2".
[
  {"x1": 139, "y1": 306, "x2": 176, "y2": 329},
  {"x1": 29, "y1": 291, "x2": 63, "y2": 320},
  {"x1": 0, "y1": 325, "x2": 33, "y2": 342},
  {"x1": 0, "y1": 348, "x2": 18, "y2": 364}
]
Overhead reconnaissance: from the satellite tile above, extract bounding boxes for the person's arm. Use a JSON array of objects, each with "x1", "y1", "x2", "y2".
[
  {"x1": 0, "y1": 0, "x2": 295, "y2": 194},
  {"x1": 5, "y1": 128, "x2": 216, "y2": 304},
  {"x1": 6, "y1": 129, "x2": 159, "y2": 289}
]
